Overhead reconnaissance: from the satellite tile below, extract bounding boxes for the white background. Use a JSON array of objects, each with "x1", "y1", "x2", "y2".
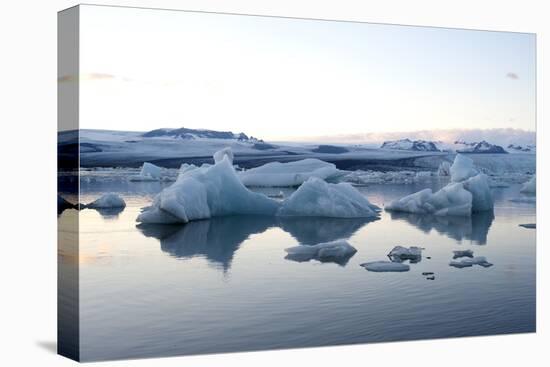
[{"x1": 0, "y1": 1, "x2": 546, "y2": 366}]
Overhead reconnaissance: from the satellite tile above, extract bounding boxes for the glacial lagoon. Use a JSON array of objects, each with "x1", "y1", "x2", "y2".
[{"x1": 59, "y1": 179, "x2": 535, "y2": 361}]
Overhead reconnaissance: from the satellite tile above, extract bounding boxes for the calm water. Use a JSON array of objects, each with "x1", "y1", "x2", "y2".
[{"x1": 59, "y1": 179, "x2": 536, "y2": 361}]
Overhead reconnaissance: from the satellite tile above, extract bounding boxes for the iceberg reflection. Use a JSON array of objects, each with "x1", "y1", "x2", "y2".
[
  {"x1": 389, "y1": 211, "x2": 494, "y2": 245},
  {"x1": 137, "y1": 215, "x2": 374, "y2": 270}
]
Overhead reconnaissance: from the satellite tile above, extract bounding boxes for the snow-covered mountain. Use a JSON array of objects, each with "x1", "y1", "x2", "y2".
[
  {"x1": 380, "y1": 139, "x2": 441, "y2": 152},
  {"x1": 455, "y1": 140, "x2": 508, "y2": 154},
  {"x1": 142, "y1": 127, "x2": 257, "y2": 141},
  {"x1": 507, "y1": 144, "x2": 536, "y2": 153}
]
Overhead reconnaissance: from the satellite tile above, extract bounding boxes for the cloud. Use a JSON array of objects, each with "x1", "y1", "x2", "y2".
[{"x1": 506, "y1": 72, "x2": 519, "y2": 80}]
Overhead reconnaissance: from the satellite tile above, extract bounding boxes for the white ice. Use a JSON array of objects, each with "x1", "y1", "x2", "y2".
[
  {"x1": 360, "y1": 261, "x2": 410, "y2": 272},
  {"x1": 388, "y1": 246, "x2": 423, "y2": 260},
  {"x1": 520, "y1": 175, "x2": 536, "y2": 194},
  {"x1": 386, "y1": 155, "x2": 493, "y2": 216},
  {"x1": 129, "y1": 162, "x2": 162, "y2": 181},
  {"x1": 284, "y1": 240, "x2": 357, "y2": 263},
  {"x1": 278, "y1": 177, "x2": 380, "y2": 218},
  {"x1": 86, "y1": 193, "x2": 126, "y2": 208},
  {"x1": 450, "y1": 154, "x2": 479, "y2": 183},
  {"x1": 239, "y1": 158, "x2": 342, "y2": 187},
  {"x1": 213, "y1": 147, "x2": 234, "y2": 164},
  {"x1": 137, "y1": 157, "x2": 280, "y2": 224}
]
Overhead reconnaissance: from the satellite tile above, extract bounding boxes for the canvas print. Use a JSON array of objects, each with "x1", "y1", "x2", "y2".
[{"x1": 58, "y1": 5, "x2": 536, "y2": 362}]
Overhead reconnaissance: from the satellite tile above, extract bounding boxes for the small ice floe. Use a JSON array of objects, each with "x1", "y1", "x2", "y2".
[
  {"x1": 519, "y1": 223, "x2": 536, "y2": 229},
  {"x1": 284, "y1": 240, "x2": 357, "y2": 265},
  {"x1": 86, "y1": 193, "x2": 126, "y2": 209},
  {"x1": 129, "y1": 162, "x2": 162, "y2": 182},
  {"x1": 449, "y1": 256, "x2": 493, "y2": 268},
  {"x1": 387, "y1": 246, "x2": 423, "y2": 262},
  {"x1": 426, "y1": 276, "x2": 435, "y2": 280},
  {"x1": 422, "y1": 272, "x2": 434, "y2": 276},
  {"x1": 452, "y1": 249, "x2": 474, "y2": 259},
  {"x1": 520, "y1": 175, "x2": 536, "y2": 194},
  {"x1": 360, "y1": 261, "x2": 410, "y2": 272},
  {"x1": 213, "y1": 147, "x2": 234, "y2": 165}
]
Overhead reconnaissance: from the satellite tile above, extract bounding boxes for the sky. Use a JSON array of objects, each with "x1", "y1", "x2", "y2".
[{"x1": 76, "y1": 5, "x2": 536, "y2": 140}]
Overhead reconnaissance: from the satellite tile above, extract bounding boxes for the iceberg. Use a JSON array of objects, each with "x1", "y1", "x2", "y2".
[
  {"x1": 360, "y1": 261, "x2": 410, "y2": 272},
  {"x1": 520, "y1": 175, "x2": 536, "y2": 194},
  {"x1": 239, "y1": 158, "x2": 342, "y2": 187},
  {"x1": 449, "y1": 256, "x2": 493, "y2": 268},
  {"x1": 388, "y1": 246, "x2": 423, "y2": 261},
  {"x1": 278, "y1": 177, "x2": 380, "y2": 218},
  {"x1": 386, "y1": 155, "x2": 493, "y2": 216},
  {"x1": 284, "y1": 240, "x2": 357, "y2": 264},
  {"x1": 129, "y1": 162, "x2": 162, "y2": 182},
  {"x1": 177, "y1": 163, "x2": 198, "y2": 181},
  {"x1": 137, "y1": 157, "x2": 280, "y2": 224},
  {"x1": 86, "y1": 193, "x2": 126, "y2": 209},
  {"x1": 450, "y1": 154, "x2": 478, "y2": 182},
  {"x1": 213, "y1": 147, "x2": 234, "y2": 164}
]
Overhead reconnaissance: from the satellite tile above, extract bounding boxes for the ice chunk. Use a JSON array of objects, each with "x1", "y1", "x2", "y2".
[
  {"x1": 213, "y1": 147, "x2": 234, "y2": 164},
  {"x1": 437, "y1": 161, "x2": 451, "y2": 176},
  {"x1": 520, "y1": 175, "x2": 536, "y2": 194},
  {"x1": 86, "y1": 193, "x2": 126, "y2": 209},
  {"x1": 360, "y1": 261, "x2": 410, "y2": 272},
  {"x1": 278, "y1": 177, "x2": 380, "y2": 218},
  {"x1": 450, "y1": 154, "x2": 478, "y2": 182},
  {"x1": 452, "y1": 249, "x2": 474, "y2": 258},
  {"x1": 386, "y1": 183, "x2": 472, "y2": 216},
  {"x1": 137, "y1": 158, "x2": 280, "y2": 224},
  {"x1": 388, "y1": 246, "x2": 423, "y2": 261},
  {"x1": 449, "y1": 256, "x2": 493, "y2": 268},
  {"x1": 239, "y1": 158, "x2": 342, "y2": 187},
  {"x1": 284, "y1": 240, "x2": 357, "y2": 264},
  {"x1": 463, "y1": 174, "x2": 493, "y2": 212},
  {"x1": 129, "y1": 162, "x2": 162, "y2": 181},
  {"x1": 519, "y1": 223, "x2": 536, "y2": 229}
]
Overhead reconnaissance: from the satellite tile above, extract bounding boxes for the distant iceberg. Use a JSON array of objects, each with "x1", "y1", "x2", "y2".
[
  {"x1": 238, "y1": 158, "x2": 343, "y2": 187},
  {"x1": 386, "y1": 155, "x2": 493, "y2": 216},
  {"x1": 129, "y1": 162, "x2": 162, "y2": 182}
]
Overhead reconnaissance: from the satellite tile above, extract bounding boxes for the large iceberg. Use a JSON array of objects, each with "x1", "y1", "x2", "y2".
[
  {"x1": 239, "y1": 158, "x2": 342, "y2": 187},
  {"x1": 284, "y1": 240, "x2": 357, "y2": 264},
  {"x1": 386, "y1": 155, "x2": 493, "y2": 216},
  {"x1": 138, "y1": 154, "x2": 380, "y2": 224},
  {"x1": 520, "y1": 175, "x2": 536, "y2": 194},
  {"x1": 278, "y1": 177, "x2": 380, "y2": 218},
  {"x1": 137, "y1": 157, "x2": 280, "y2": 224}
]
